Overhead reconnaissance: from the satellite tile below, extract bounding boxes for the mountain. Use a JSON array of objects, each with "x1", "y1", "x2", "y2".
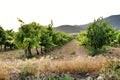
[
  {"x1": 54, "y1": 15, "x2": 120, "y2": 35},
  {"x1": 53, "y1": 25, "x2": 85, "y2": 35},
  {"x1": 103, "y1": 15, "x2": 120, "y2": 28}
]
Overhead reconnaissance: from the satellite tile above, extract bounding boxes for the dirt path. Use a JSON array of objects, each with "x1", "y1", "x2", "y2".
[{"x1": 50, "y1": 39, "x2": 88, "y2": 60}]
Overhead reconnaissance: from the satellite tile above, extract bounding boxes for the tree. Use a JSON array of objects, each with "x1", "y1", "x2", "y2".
[
  {"x1": 40, "y1": 21, "x2": 73, "y2": 53},
  {"x1": 15, "y1": 19, "x2": 73, "y2": 57},
  {"x1": 87, "y1": 17, "x2": 115, "y2": 51},
  {"x1": 40, "y1": 27, "x2": 54, "y2": 53},
  {"x1": 31, "y1": 22, "x2": 44, "y2": 55},
  {"x1": 4, "y1": 29, "x2": 15, "y2": 50},
  {"x1": 47, "y1": 20, "x2": 53, "y2": 36},
  {"x1": 14, "y1": 21, "x2": 41, "y2": 58},
  {"x1": 0, "y1": 26, "x2": 6, "y2": 50}
]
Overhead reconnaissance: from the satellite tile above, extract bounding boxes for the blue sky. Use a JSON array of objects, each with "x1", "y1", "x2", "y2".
[{"x1": 0, "y1": 0, "x2": 120, "y2": 31}]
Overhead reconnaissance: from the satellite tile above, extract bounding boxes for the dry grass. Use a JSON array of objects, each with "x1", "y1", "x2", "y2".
[
  {"x1": 0, "y1": 59, "x2": 22, "y2": 80},
  {"x1": 0, "y1": 55, "x2": 119, "y2": 80},
  {"x1": 0, "y1": 50, "x2": 23, "y2": 60}
]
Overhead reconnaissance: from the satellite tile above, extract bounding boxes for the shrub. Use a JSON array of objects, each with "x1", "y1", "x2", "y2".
[
  {"x1": 76, "y1": 30, "x2": 89, "y2": 46},
  {"x1": 100, "y1": 60, "x2": 120, "y2": 80},
  {"x1": 87, "y1": 17, "x2": 115, "y2": 50},
  {"x1": 86, "y1": 17, "x2": 115, "y2": 55}
]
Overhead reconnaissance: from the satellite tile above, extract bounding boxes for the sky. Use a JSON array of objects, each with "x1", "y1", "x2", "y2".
[{"x1": 0, "y1": 0, "x2": 120, "y2": 31}]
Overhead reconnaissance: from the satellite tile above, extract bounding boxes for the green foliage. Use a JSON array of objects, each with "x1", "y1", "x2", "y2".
[
  {"x1": 40, "y1": 30, "x2": 73, "y2": 53},
  {"x1": 86, "y1": 76, "x2": 94, "y2": 80},
  {"x1": 40, "y1": 28, "x2": 55, "y2": 52},
  {"x1": 76, "y1": 17, "x2": 115, "y2": 56},
  {"x1": 49, "y1": 73, "x2": 55, "y2": 80},
  {"x1": 84, "y1": 17, "x2": 116, "y2": 56},
  {"x1": 87, "y1": 17, "x2": 115, "y2": 50},
  {"x1": 14, "y1": 23, "x2": 40, "y2": 49},
  {"x1": 40, "y1": 22, "x2": 55, "y2": 53},
  {"x1": 100, "y1": 60, "x2": 120, "y2": 80},
  {"x1": 49, "y1": 73, "x2": 74, "y2": 80},
  {"x1": 14, "y1": 19, "x2": 73, "y2": 56},
  {"x1": 86, "y1": 47, "x2": 98, "y2": 56},
  {"x1": 52, "y1": 31, "x2": 73, "y2": 47},
  {"x1": 14, "y1": 21, "x2": 42, "y2": 57},
  {"x1": 0, "y1": 26, "x2": 6, "y2": 48},
  {"x1": 87, "y1": 46, "x2": 108, "y2": 56},
  {"x1": 116, "y1": 31, "x2": 120, "y2": 44},
  {"x1": 61, "y1": 74, "x2": 74, "y2": 80},
  {"x1": 76, "y1": 30, "x2": 89, "y2": 46},
  {"x1": 19, "y1": 71, "x2": 28, "y2": 80},
  {"x1": 114, "y1": 30, "x2": 120, "y2": 47},
  {"x1": 4, "y1": 29, "x2": 16, "y2": 50},
  {"x1": 40, "y1": 22, "x2": 73, "y2": 53}
]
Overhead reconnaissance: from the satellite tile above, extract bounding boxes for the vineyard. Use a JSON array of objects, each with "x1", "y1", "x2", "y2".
[{"x1": 0, "y1": 18, "x2": 120, "y2": 80}]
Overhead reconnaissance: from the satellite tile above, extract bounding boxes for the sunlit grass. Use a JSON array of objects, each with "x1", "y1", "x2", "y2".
[{"x1": 0, "y1": 55, "x2": 118, "y2": 79}]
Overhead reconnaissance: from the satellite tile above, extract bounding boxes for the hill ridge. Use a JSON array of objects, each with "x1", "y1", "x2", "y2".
[{"x1": 54, "y1": 14, "x2": 120, "y2": 34}]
